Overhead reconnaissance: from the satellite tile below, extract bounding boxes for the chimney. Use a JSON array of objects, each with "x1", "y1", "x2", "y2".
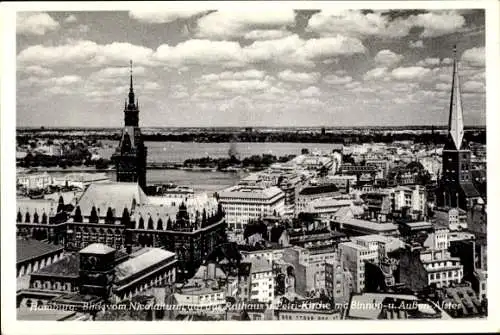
[{"x1": 208, "y1": 262, "x2": 216, "y2": 280}]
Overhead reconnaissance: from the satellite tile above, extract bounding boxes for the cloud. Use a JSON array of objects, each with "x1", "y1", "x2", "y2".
[
  {"x1": 411, "y1": 11, "x2": 466, "y2": 38},
  {"x1": 19, "y1": 75, "x2": 82, "y2": 87},
  {"x1": 90, "y1": 66, "x2": 146, "y2": 81},
  {"x1": 64, "y1": 14, "x2": 77, "y2": 23},
  {"x1": 374, "y1": 49, "x2": 403, "y2": 67},
  {"x1": 435, "y1": 83, "x2": 450, "y2": 91},
  {"x1": 198, "y1": 70, "x2": 267, "y2": 82},
  {"x1": 17, "y1": 12, "x2": 59, "y2": 36},
  {"x1": 18, "y1": 40, "x2": 155, "y2": 67},
  {"x1": 195, "y1": 10, "x2": 296, "y2": 39},
  {"x1": 307, "y1": 9, "x2": 412, "y2": 38},
  {"x1": 462, "y1": 80, "x2": 485, "y2": 93},
  {"x1": 300, "y1": 86, "x2": 321, "y2": 97},
  {"x1": 245, "y1": 34, "x2": 366, "y2": 67},
  {"x1": 243, "y1": 29, "x2": 293, "y2": 40},
  {"x1": 416, "y1": 57, "x2": 454, "y2": 67},
  {"x1": 323, "y1": 74, "x2": 353, "y2": 85},
  {"x1": 19, "y1": 65, "x2": 54, "y2": 76},
  {"x1": 307, "y1": 10, "x2": 466, "y2": 39},
  {"x1": 142, "y1": 82, "x2": 161, "y2": 91},
  {"x1": 468, "y1": 72, "x2": 485, "y2": 81},
  {"x1": 461, "y1": 47, "x2": 485, "y2": 67},
  {"x1": 416, "y1": 57, "x2": 440, "y2": 67},
  {"x1": 409, "y1": 40, "x2": 424, "y2": 48},
  {"x1": 18, "y1": 34, "x2": 366, "y2": 70},
  {"x1": 392, "y1": 83, "x2": 419, "y2": 92},
  {"x1": 129, "y1": 9, "x2": 209, "y2": 23},
  {"x1": 391, "y1": 66, "x2": 431, "y2": 80},
  {"x1": 154, "y1": 39, "x2": 246, "y2": 68},
  {"x1": 363, "y1": 67, "x2": 388, "y2": 81},
  {"x1": 278, "y1": 70, "x2": 320, "y2": 84}
]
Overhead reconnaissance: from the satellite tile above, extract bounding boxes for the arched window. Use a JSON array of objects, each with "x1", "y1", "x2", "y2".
[
  {"x1": 33, "y1": 211, "x2": 39, "y2": 224},
  {"x1": 25, "y1": 212, "x2": 31, "y2": 223},
  {"x1": 25, "y1": 299, "x2": 32, "y2": 308},
  {"x1": 17, "y1": 210, "x2": 22, "y2": 223},
  {"x1": 157, "y1": 218, "x2": 163, "y2": 230},
  {"x1": 41, "y1": 212, "x2": 48, "y2": 224}
]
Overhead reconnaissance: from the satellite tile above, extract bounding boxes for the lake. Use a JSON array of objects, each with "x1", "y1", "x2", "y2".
[{"x1": 98, "y1": 140, "x2": 338, "y2": 163}]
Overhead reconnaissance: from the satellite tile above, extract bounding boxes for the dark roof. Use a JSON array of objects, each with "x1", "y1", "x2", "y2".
[
  {"x1": 17, "y1": 239, "x2": 63, "y2": 263},
  {"x1": 35, "y1": 253, "x2": 79, "y2": 277},
  {"x1": 299, "y1": 184, "x2": 339, "y2": 195},
  {"x1": 460, "y1": 183, "x2": 480, "y2": 198}
]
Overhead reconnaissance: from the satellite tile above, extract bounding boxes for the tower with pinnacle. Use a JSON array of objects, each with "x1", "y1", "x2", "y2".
[
  {"x1": 111, "y1": 61, "x2": 148, "y2": 190},
  {"x1": 437, "y1": 45, "x2": 480, "y2": 210}
]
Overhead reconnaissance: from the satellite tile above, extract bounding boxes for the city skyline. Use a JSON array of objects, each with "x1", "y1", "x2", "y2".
[{"x1": 16, "y1": 9, "x2": 486, "y2": 128}]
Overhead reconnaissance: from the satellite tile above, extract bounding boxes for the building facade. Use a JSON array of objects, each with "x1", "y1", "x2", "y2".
[{"x1": 218, "y1": 185, "x2": 285, "y2": 229}]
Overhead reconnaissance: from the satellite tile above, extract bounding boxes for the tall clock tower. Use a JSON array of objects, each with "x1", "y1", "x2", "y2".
[
  {"x1": 79, "y1": 243, "x2": 117, "y2": 299},
  {"x1": 111, "y1": 61, "x2": 148, "y2": 191}
]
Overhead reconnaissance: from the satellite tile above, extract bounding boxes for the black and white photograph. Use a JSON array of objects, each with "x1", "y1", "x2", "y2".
[{"x1": 1, "y1": 1, "x2": 499, "y2": 334}]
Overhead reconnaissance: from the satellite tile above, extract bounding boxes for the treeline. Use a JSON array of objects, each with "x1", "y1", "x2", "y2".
[
  {"x1": 17, "y1": 130, "x2": 486, "y2": 144},
  {"x1": 184, "y1": 154, "x2": 296, "y2": 170},
  {"x1": 18, "y1": 152, "x2": 111, "y2": 169}
]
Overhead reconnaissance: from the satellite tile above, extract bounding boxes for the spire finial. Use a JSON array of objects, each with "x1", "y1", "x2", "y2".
[
  {"x1": 128, "y1": 60, "x2": 135, "y2": 104},
  {"x1": 448, "y1": 44, "x2": 464, "y2": 150}
]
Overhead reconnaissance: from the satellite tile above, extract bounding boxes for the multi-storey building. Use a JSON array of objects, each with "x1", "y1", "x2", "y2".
[
  {"x1": 295, "y1": 184, "x2": 340, "y2": 215},
  {"x1": 304, "y1": 197, "x2": 353, "y2": 221},
  {"x1": 338, "y1": 241, "x2": 378, "y2": 293},
  {"x1": 324, "y1": 253, "x2": 353, "y2": 304},
  {"x1": 282, "y1": 246, "x2": 341, "y2": 296},
  {"x1": 434, "y1": 206, "x2": 467, "y2": 231},
  {"x1": 391, "y1": 185, "x2": 426, "y2": 220},
  {"x1": 218, "y1": 185, "x2": 285, "y2": 230},
  {"x1": 399, "y1": 244, "x2": 463, "y2": 291},
  {"x1": 17, "y1": 172, "x2": 53, "y2": 190},
  {"x1": 248, "y1": 257, "x2": 274, "y2": 304}
]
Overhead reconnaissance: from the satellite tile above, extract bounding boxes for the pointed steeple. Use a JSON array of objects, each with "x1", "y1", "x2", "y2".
[
  {"x1": 448, "y1": 45, "x2": 465, "y2": 150},
  {"x1": 128, "y1": 60, "x2": 135, "y2": 105}
]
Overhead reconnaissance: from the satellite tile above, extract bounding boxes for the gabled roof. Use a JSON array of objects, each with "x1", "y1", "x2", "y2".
[
  {"x1": 17, "y1": 239, "x2": 63, "y2": 263},
  {"x1": 79, "y1": 243, "x2": 115, "y2": 255},
  {"x1": 115, "y1": 248, "x2": 175, "y2": 282},
  {"x1": 17, "y1": 199, "x2": 58, "y2": 216},
  {"x1": 74, "y1": 182, "x2": 150, "y2": 217}
]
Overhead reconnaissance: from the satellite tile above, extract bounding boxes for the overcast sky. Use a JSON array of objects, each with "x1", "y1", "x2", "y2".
[{"x1": 16, "y1": 9, "x2": 485, "y2": 128}]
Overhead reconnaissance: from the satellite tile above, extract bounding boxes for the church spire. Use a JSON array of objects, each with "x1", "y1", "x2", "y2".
[
  {"x1": 448, "y1": 45, "x2": 465, "y2": 150},
  {"x1": 128, "y1": 60, "x2": 135, "y2": 105}
]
